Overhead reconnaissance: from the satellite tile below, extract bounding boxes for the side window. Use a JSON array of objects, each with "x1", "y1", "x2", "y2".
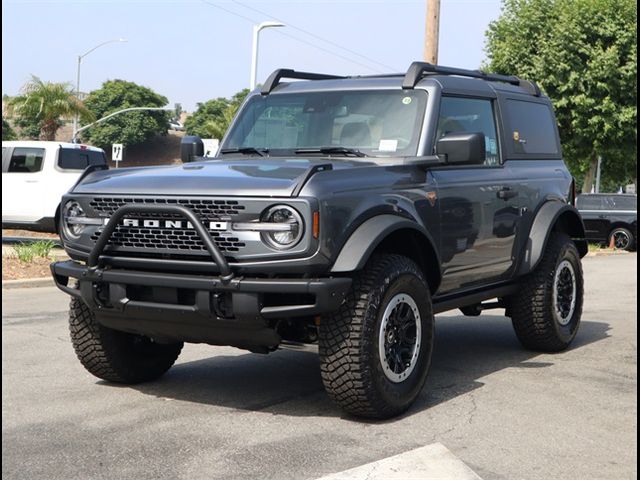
[
  {"x1": 577, "y1": 195, "x2": 603, "y2": 210},
  {"x1": 8, "y1": 148, "x2": 45, "y2": 173},
  {"x1": 505, "y1": 100, "x2": 559, "y2": 155},
  {"x1": 58, "y1": 148, "x2": 90, "y2": 170},
  {"x1": 606, "y1": 195, "x2": 637, "y2": 211},
  {"x1": 436, "y1": 97, "x2": 500, "y2": 166}
]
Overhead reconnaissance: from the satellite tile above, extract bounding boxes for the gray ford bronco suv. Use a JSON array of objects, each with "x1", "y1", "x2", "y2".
[{"x1": 52, "y1": 62, "x2": 587, "y2": 419}]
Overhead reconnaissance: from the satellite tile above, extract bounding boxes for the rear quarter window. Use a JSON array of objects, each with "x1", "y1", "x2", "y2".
[
  {"x1": 58, "y1": 148, "x2": 106, "y2": 170},
  {"x1": 504, "y1": 99, "x2": 560, "y2": 157}
]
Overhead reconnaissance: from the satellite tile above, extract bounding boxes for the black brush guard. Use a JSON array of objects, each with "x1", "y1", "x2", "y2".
[{"x1": 51, "y1": 204, "x2": 351, "y2": 350}]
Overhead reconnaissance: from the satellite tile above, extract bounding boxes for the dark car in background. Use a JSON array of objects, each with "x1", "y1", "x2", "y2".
[{"x1": 577, "y1": 193, "x2": 637, "y2": 251}]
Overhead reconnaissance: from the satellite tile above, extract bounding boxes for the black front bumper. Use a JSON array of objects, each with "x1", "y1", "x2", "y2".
[
  {"x1": 51, "y1": 203, "x2": 351, "y2": 350},
  {"x1": 51, "y1": 260, "x2": 351, "y2": 349}
]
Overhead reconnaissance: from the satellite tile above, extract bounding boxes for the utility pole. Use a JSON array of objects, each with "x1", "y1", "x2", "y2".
[
  {"x1": 595, "y1": 155, "x2": 602, "y2": 193},
  {"x1": 423, "y1": 0, "x2": 441, "y2": 64}
]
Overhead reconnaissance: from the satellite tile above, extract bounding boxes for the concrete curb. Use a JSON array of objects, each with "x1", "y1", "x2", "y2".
[
  {"x1": 314, "y1": 443, "x2": 483, "y2": 480},
  {"x1": 586, "y1": 250, "x2": 632, "y2": 257},
  {"x1": 2, "y1": 277, "x2": 55, "y2": 289}
]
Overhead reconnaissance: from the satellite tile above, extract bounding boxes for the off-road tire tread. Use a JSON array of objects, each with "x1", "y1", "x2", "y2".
[
  {"x1": 319, "y1": 254, "x2": 431, "y2": 418},
  {"x1": 509, "y1": 232, "x2": 583, "y2": 352},
  {"x1": 69, "y1": 297, "x2": 182, "y2": 383}
]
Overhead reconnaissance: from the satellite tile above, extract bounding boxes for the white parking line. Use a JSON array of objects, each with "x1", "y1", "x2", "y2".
[{"x1": 314, "y1": 443, "x2": 483, "y2": 480}]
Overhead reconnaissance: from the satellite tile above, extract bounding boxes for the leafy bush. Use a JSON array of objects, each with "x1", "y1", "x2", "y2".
[{"x1": 2, "y1": 118, "x2": 17, "y2": 140}]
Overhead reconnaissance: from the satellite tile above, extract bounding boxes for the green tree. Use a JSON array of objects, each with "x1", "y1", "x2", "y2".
[
  {"x1": 5, "y1": 76, "x2": 92, "y2": 141},
  {"x1": 185, "y1": 89, "x2": 249, "y2": 139},
  {"x1": 82, "y1": 79, "x2": 169, "y2": 149},
  {"x1": 2, "y1": 119, "x2": 17, "y2": 140},
  {"x1": 485, "y1": 0, "x2": 637, "y2": 192}
]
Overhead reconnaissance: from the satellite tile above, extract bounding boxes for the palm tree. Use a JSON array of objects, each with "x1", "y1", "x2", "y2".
[{"x1": 6, "y1": 76, "x2": 93, "y2": 140}]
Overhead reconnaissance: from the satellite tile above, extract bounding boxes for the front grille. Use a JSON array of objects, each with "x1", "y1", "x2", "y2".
[
  {"x1": 88, "y1": 197, "x2": 248, "y2": 256},
  {"x1": 89, "y1": 197, "x2": 245, "y2": 219},
  {"x1": 90, "y1": 227, "x2": 245, "y2": 253}
]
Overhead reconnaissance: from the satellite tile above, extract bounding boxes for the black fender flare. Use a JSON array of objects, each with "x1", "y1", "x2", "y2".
[
  {"x1": 517, "y1": 201, "x2": 587, "y2": 276},
  {"x1": 330, "y1": 214, "x2": 440, "y2": 275}
]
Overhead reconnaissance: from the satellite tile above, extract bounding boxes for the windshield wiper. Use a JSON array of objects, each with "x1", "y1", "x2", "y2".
[
  {"x1": 295, "y1": 147, "x2": 367, "y2": 157},
  {"x1": 219, "y1": 147, "x2": 269, "y2": 157}
]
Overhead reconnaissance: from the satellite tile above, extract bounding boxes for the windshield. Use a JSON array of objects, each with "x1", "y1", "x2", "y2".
[{"x1": 222, "y1": 89, "x2": 427, "y2": 157}]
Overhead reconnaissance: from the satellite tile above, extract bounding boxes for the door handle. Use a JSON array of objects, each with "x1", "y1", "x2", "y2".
[
  {"x1": 497, "y1": 187, "x2": 518, "y2": 200},
  {"x1": 25, "y1": 180, "x2": 39, "y2": 183}
]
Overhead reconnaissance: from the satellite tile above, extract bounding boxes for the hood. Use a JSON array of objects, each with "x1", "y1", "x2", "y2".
[{"x1": 72, "y1": 158, "x2": 370, "y2": 197}]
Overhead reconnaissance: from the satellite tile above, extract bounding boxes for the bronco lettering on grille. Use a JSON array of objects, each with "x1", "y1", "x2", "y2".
[{"x1": 119, "y1": 218, "x2": 228, "y2": 230}]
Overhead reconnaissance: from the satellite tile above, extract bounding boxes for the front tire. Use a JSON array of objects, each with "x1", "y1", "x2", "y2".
[
  {"x1": 69, "y1": 298, "x2": 183, "y2": 383},
  {"x1": 319, "y1": 254, "x2": 434, "y2": 419},
  {"x1": 507, "y1": 232, "x2": 583, "y2": 352}
]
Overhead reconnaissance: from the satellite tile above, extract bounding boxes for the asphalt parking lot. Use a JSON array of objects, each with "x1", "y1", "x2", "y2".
[{"x1": 2, "y1": 254, "x2": 637, "y2": 480}]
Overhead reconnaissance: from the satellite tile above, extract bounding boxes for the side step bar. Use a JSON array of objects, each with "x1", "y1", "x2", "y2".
[{"x1": 432, "y1": 282, "x2": 517, "y2": 314}]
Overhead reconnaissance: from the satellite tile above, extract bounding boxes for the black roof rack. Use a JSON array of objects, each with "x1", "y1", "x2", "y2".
[
  {"x1": 261, "y1": 69, "x2": 346, "y2": 95},
  {"x1": 402, "y1": 61, "x2": 541, "y2": 96},
  {"x1": 260, "y1": 62, "x2": 541, "y2": 97}
]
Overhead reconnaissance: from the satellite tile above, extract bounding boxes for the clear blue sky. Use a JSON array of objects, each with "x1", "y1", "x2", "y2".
[{"x1": 2, "y1": 0, "x2": 503, "y2": 112}]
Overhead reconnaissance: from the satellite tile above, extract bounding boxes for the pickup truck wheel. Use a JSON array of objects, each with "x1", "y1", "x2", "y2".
[
  {"x1": 609, "y1": 227, "x2": 634, "y2": 251},
  {"x1": 69, "y1": 298, "x2": 183, "y2": 383},
  {"x1": 508, "y1": 232, "x2": 583, "y2": 352},
  {"x1": 319, "y1": 254, "x2": 434, "y2": 419}
]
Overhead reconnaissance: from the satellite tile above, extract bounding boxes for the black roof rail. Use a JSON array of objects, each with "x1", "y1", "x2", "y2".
[
  {"x1": 261, "y1": 69, "x2": 346, "y2": 95},
  {"x1": 402, "y1": 61, "x2": 541, "y2": 96}
]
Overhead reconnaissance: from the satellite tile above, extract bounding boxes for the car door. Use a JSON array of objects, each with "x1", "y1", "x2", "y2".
[
  {"x1": 1, "y1": 146, "x2": 48, "y2": 223},
  {"x1": 577, "y1": 195, "x2": 608, "y2": 242},
  {"x1": 431, "y1": 96, "x2": 521, "y2": 292}
]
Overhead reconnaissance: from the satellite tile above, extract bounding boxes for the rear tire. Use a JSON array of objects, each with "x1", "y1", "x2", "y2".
[
  {"x1": 507, "y1": 232, "x2": 583, "y2": 352},
  {"x1": 319, "y1": 254, "x2": 434, "y2": 419},
  {"x1": 609, "y1": 227, "x2": 635, "y2": 251},
  {"x1": 69, "y1": 298, "x2": 183, "y2": 383}
]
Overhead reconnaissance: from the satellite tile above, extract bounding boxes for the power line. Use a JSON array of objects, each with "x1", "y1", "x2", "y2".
[
  {"x1": 273, "y1": 30, "x2": 386, "y2": 73},
  {"x1": 231, "y1": 0, "x2": 399, "y2": 71},
  {"x1": 199, "y1": 0, "x2": 389, "y2": 73}
]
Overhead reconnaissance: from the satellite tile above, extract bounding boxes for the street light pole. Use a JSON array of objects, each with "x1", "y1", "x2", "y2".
[
  {"x1": 72, "y1": 38, "x2": 127, "y2": 140},
  {"x1": 71, "y1": 107, "x2": 173, "y2": 143},
  {"x1": 250, "y1": 21, "x2": 285, "y2": 90}
]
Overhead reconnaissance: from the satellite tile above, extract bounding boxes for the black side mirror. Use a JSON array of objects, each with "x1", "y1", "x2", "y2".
[
  {"x1": 436, "y1": 132, "x2": 485, "y2": 165},
  {"x1": 181, "y1": 136, "x2": 204, "y2": 163}
]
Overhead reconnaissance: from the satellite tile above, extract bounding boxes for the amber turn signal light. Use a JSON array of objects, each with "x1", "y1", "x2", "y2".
[{"x1": 312, "y1": 211, "x2": 320, "y2": 239}]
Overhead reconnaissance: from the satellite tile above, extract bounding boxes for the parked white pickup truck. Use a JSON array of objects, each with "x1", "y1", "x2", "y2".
[{"x1": 2, "y1": 141, "x2": 107, "y2": 233}]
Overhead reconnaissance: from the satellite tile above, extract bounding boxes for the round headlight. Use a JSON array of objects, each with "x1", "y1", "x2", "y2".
[
  {"x1": 261, "y1": 205, "x2": 304, "y2": 250},
  {"x1": 62, "y1": 201, "x2": 86, "y2": 240}
]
